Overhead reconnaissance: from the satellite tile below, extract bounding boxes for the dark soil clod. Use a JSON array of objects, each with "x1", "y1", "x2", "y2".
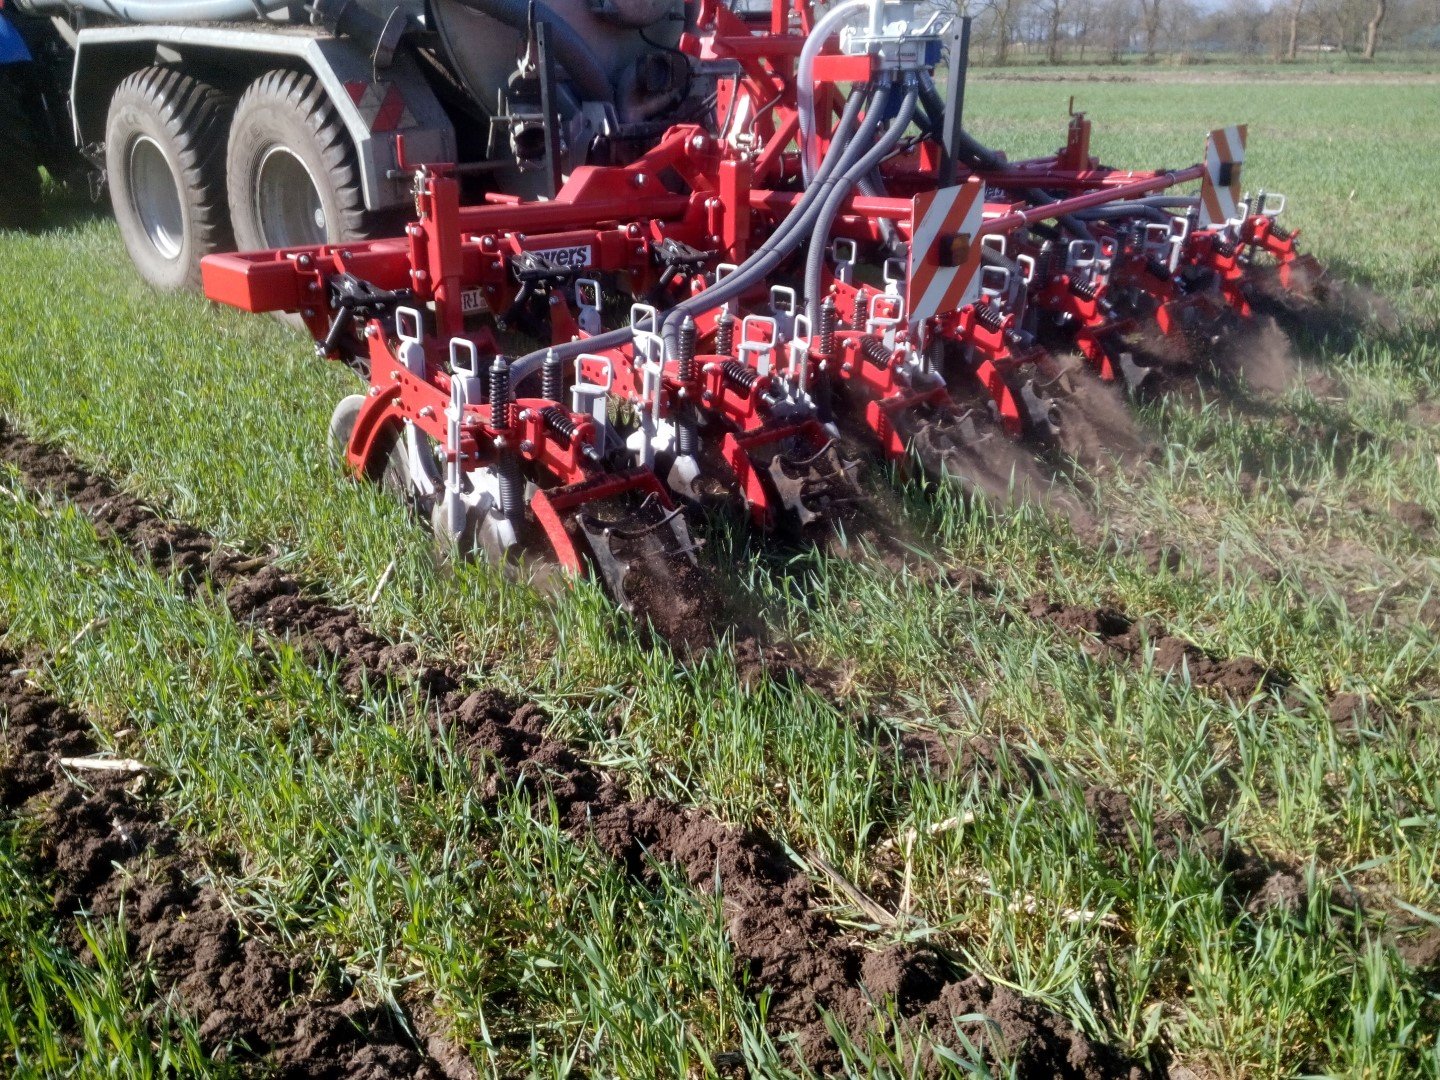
[
  {"x1": 1028, "y1": 594, "x2": 1288, "y2": 699},
  {"x1": 0, "y1": 656, "x2": 446, "y2": 1079}
]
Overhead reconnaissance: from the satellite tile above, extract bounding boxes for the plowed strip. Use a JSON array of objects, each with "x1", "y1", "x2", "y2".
[
  {"x1": 0, "y1": 653, "x2": 446, "y2": 1079},
  {"x1": 0, "y1": 421, "x2": 1147, "y2": 1076}
]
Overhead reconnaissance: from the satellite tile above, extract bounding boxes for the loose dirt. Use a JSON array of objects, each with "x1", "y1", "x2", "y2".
[
  {"x1": 0, "y1": 655, "x2": 446, "y2": 1078},
  {"x1": 0, "y1": 421, "x2": 1148, "y2": 1076},
  {"x1": 1026, "y1": 595, "x2": 1286, "y2": 699}
]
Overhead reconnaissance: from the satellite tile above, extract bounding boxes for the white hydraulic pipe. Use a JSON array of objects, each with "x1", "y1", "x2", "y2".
[{"x1": 797, "y1": 0, "x2": 870, "y2": 183}]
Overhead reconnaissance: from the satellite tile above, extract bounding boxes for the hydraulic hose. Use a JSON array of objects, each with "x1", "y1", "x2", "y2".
[
  {"x1": 797, "y1": 0, "x2": 870, "y2": 183},
  {"x1": 857, "y1": 169, "x2": 902, "y2": 254},
  {"x1": 510, "y1": 82, "x2": 873, "y2": 387},
  {"x1": 804, "y1": 80, "x2": 918, "y2": 325},
  {"x1": 659, "y1": 79, "x2": 889, "y2": 356},
  {"x1": 20, "y1": 0, "x2": 286, "y2": 19},
  {"x1": 917, "y1": 71, "x2": 1004, "y2": 171}
]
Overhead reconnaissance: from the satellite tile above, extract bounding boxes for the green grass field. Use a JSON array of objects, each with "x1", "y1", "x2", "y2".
[{"x1": 1, "y1": 67, "x2": 1437, "y2": 1077}]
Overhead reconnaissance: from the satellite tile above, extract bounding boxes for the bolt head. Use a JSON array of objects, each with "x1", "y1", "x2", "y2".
[{"x1": 520, "y1": 440, "x2": 534, "y2": 454}]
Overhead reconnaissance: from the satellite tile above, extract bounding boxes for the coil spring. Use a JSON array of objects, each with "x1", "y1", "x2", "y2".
[
  {"x1": 722, "y1": 359, "x2": 758, "y2": 391},
  {"x1": 1070, "y1": 277, "x2": 1098, "y2": 302},
  {"x1": 1213, "y1": 238, "x2": 1237, "y2": 259},
  {"x1": 974, "y1": 304, "x2": 1006, "y2": 333},
  {"x1": 860, "y1": 335, "x2": 892, "y2": 365},
  {"x1": 817, "y1": 297, "x2": 837, "y2": 359},
  {"x1": 677, "y1": 316, "x2": 697, "y2": 384},
  {"x1": 490, "y1": 357, "x2": 515, "y2": 429},
  {"x1": 714, "y1": 311, "x2": 735, "y2": 357},
  {"x1": 1270, "y1": 222, "x2": 1291, "y2": 241},
  {"x1": 497, "y1": 455, "x2": 522, "y2": 518},
  {"x1": 542, "y1": 351, "x2": 563, "y2": 403},
  {"x1": 541, "y1": 405, "x2": 577, "y2": 442}
]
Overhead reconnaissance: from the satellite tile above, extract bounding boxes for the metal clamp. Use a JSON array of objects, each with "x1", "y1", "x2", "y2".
[
  {"x1": 738, "y1": 314, "x2": 779, "y2": 376},
  {"x1": 787, "y1": 312, "x2": 813, "y2": 390},
  {"x1": 770, "y1": 284, "x2": 798, "y2": 338},
  {"x1": 883, "y1": 257, "x2": 906, "y2": 295},
  {"x1": 979, "y1": 264, "x2": 1011, "y2": 300}
]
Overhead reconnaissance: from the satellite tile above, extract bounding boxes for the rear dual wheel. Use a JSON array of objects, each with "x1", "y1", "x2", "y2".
[
  {"x1": 105, "y1": 67, "x2": 234, "y2": 290},
  {"x1": 226, "y1": 70, "x2": 373, "y2": 252},
  {"x1": 106, "y1": 65, "x2": 394, "y2": 292}
]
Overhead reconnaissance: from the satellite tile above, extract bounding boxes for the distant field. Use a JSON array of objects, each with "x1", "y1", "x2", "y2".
[{"x1": 1, "y1": 73, "x2": 1437, "y2": 1077}]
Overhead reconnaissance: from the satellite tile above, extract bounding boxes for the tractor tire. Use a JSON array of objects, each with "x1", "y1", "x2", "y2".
[
  {"x1": 0, "y1": 69, "x2": 44, "y2": 229},
  {"x1": 105, "y1": 67, "x2": 234, "y2": 291},
  {"x1": 226, "y1": 70, "x2": 381, "y2": 253}
]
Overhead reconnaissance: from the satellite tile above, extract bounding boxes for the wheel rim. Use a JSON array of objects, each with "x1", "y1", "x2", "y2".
[
  {"x1": 254, "y1": 145, "x2": 328, "y2": 248},
  {"x1": 127, "y1": 135, "x2": 185, "y2": 261}
]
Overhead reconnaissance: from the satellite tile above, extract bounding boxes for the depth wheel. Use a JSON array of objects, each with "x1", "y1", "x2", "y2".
[{"x1": 105, "y1": 67, "x2": 234, "y2": 290}]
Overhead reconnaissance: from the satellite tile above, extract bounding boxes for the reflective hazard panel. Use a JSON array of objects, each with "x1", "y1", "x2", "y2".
[
  {"x1": 343, "y1": 80, "x2": 418, "y2": 133},
  {"x1": 1200, "y1": 124, "x2": 1247, "y2": 227},
  {"x1": 907, "y1": 179, "x2": 985, "y2": 323}
]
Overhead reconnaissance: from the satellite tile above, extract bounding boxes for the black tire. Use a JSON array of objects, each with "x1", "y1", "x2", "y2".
[
  {"x1": 226, "y1": 69, "x2": 381, "y2": 252},
  {"x1": 105, "y1": 67, "x2": 234, "y2": 291},
  {"x1": 0, "y1": 69, "x2": 44, "y2": 229}
]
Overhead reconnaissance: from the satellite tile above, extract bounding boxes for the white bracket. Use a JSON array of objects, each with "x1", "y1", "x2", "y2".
[
  {"x1": 395, "y1": 306, "x2": 426, "y2": 378},
  {"x1": 571, "y1": 352, "x2": 614, "y2": 456},
  {"x1": 830, "y1": 238, "x2": 857, "y2": 286},
  {"x1": 575, "y1": 277, "x2": 603, "y2": 335}
]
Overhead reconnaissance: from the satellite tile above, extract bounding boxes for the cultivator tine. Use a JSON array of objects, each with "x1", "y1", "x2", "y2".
[
  {"x1": 766, "y1": 441, "x2": 861, "y2": 527},
  {"x1": 577, "y1": 498, "x2": 702, "y2": 610},
  {"x1": 1020, "y1": 379, "x2": 1060, "y2": 438}
]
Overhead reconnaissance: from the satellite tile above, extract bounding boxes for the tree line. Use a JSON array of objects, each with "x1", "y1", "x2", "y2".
[{"x1": 957, "y1": 0, "x2": 1439, "y2": 63}]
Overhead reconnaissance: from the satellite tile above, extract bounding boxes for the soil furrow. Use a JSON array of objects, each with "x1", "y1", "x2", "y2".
[
  {"x1": 0, "y1": 651, "x2": 447, "y2": 1079},
  {"x1": 0, "y1": 426, "x2": 1152, "y2": 1073}
]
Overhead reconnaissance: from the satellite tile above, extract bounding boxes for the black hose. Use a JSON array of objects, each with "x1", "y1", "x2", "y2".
[
  {"x1": 655, "y1": 80, "x2": 885, "y2": 357},
  {"x1": 804, "y1": 81, "x2": 918, "y2": 325},
  {"x1": 510, "y1": 82, "x2": 873, "y2": 386}
]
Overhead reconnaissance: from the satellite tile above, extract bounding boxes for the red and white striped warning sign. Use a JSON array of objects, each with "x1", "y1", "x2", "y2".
[
  {"x1": 907, "y1": 180, "x2": 985, "y2": 323},
  {"x1": 1199, "y1": 124, "x2": 1247, "y2": 227},
  {"x1": 343, "y1": 80, "x2": 417, "y2": 134}
]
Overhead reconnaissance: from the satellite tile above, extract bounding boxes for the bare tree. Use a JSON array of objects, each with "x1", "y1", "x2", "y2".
[
  {"x1": 1286, "y1": 0, "x2": 1303, "y2": 58},
  {"x1": 1041, "y1": 0, "x2": 1070, "y2": 61},
  {"x1": 1363, "y1": 0, "x2": 1386, "y2": 55},
  {"x1": 1139, "y1": 0, "x2": 1164, "y2": 59},
  {"x1": 1071, "y1": 0, "x2": 1097, "y2": 58},
  {"x1": 981, "y1": 0, "x2": 1027, "y2": 63}
]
